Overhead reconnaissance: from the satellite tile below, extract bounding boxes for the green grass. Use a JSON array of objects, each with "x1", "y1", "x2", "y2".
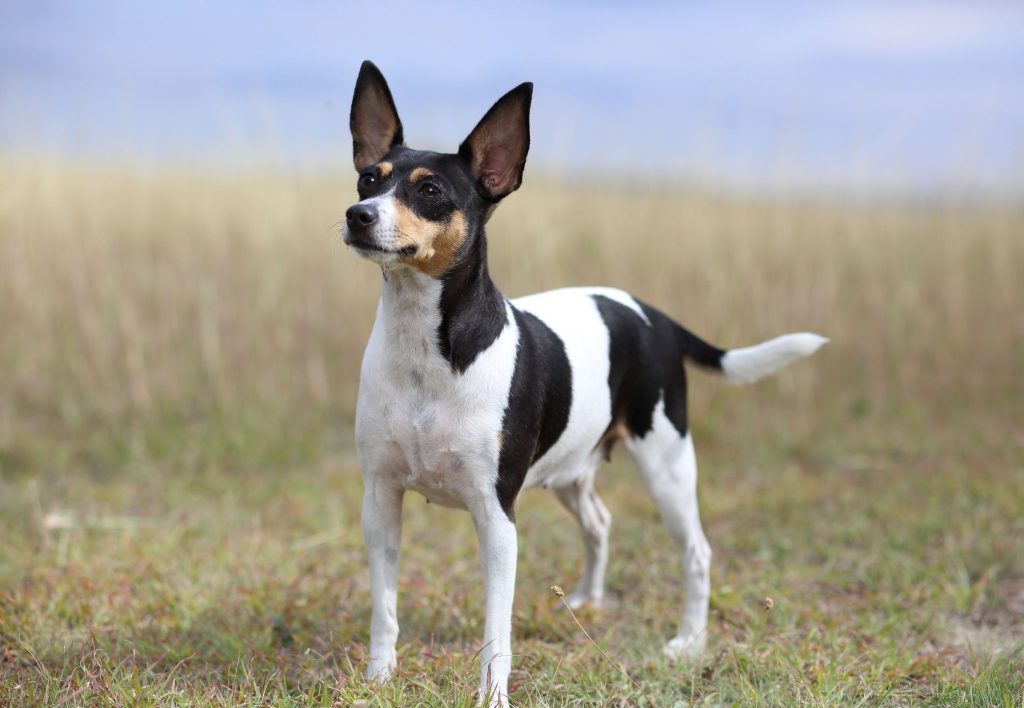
[{"x1": 2, "y1": 400, "x2": 1021, "y2": 705}]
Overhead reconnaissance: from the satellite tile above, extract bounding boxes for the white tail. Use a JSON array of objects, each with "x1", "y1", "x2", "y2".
[{"x1": 720, "y1": 333, "x2": 828, "y2": 384}]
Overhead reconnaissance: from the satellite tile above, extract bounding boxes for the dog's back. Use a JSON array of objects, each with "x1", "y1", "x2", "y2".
[{"x1": 511, "y1": 285, "x2": 824, "y2": 495}]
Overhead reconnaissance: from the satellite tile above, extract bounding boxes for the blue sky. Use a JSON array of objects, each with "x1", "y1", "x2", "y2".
[{"x1": 2, "y1": 1, "x2": 1022, "y2": 195}]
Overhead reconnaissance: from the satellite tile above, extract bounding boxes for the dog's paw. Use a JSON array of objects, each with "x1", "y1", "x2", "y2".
[
  {"x1": 365, "y1": 654, "x2": 397, "y2": 683},
  {"x1": 662, "y1": 633, "x2": 706, "y2": 662},
  {"x1": 564, "y1": 590, "x2": 603, "y2": 610},
  {"x1": 480, "y1": 691, "x2": 510, "y2": 708}
]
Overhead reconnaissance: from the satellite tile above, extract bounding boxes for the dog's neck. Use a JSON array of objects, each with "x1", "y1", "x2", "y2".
[{"x1": 378, "y1": 231, "x2": 507, "y2": 375}]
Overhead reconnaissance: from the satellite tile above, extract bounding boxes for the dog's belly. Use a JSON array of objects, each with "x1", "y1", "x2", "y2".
[{"x1": 514, "y1": 287, "x2": 627, "y2": 491}]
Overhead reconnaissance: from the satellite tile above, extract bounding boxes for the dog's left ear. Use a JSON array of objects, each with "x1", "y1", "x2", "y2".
[
  {"x1": 459, "y1": 83, "x2": 533, "y2": 201},
  {"x1": 350, "y1": 60, "x2": 404, "y2": 171}
]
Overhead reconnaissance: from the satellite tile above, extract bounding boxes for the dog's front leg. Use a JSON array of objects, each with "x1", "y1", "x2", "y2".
[
  {"x1": 362, "y1": 481, "x2": 404, "y2": 682},
  {"x1": 472, "y1": 500, "x2": 518, "y2": 707}
]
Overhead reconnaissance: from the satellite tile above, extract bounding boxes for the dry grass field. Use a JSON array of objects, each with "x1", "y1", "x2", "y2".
[{"x1": 1, "y1": 160, "x2": 1022, "y2": 705}]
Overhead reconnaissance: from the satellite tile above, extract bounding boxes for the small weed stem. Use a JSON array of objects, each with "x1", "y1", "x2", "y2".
[{"x1": 550, "y1": 586, "x2": 645, "y2": 695}]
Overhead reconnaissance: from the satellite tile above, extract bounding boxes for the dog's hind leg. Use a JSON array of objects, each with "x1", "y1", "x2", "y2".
[
  {"x1": 553, "y1": 459, "x2": 611, "y2": 609},
  {"x1": 625, "y1": 402, "x2": 712, "y2": 661}
]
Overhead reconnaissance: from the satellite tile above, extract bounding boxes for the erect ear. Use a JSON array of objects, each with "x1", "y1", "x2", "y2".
[
  {"x1": 458, "y1": 82, "x2": 533, "y2": 201},
  {"x1": 350, "y1": 60, "x2": 404, "y2": 171}
]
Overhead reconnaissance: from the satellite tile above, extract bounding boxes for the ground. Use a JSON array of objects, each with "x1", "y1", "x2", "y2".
[{"x1": 1, "y1": 163, "x2": 1021, "y2": 705}]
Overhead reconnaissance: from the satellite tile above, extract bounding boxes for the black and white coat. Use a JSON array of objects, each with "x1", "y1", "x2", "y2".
[{"x1": 343, "y1": 61, "x2": 826, "y2": 706}]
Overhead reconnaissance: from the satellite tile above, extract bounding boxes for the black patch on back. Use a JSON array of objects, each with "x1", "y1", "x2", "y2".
[
  {"x1": 496, "y1": 307, "x2": 573, "y2": 519},
  {"x1": 593, "y1": 295, "x2": 689, "y2": 440}
]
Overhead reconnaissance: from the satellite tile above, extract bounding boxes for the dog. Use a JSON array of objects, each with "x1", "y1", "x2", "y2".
[{"x1": 341, "y1": 60, "x2": 826, "y2": 706}]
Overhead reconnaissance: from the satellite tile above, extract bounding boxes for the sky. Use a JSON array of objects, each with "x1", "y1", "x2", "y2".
[{"x1": 2, "y1": 1, "x2": 1023, "y2": 196}]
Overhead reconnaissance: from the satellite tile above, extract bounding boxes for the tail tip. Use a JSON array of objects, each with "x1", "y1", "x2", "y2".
[
  {"x1": 790, "y1": 332, "x2": 829, "y2": 355},
  {"x1": 721, "y1": 331, "x2": 828, "y2": 384}
]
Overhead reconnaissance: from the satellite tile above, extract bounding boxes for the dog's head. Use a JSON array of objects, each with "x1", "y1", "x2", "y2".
[{"x1": 342, "y1": 61, "x2": 532, "y2": 277}]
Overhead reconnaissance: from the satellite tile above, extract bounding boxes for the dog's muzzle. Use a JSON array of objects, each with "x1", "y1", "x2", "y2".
[{"x1": 343, "y1": 202, "x2": 381, "y2": 250}]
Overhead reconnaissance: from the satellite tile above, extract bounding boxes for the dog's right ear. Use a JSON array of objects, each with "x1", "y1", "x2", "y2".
[{"x1": 350, "y1": 60, "x2": 404, "y2": 172}]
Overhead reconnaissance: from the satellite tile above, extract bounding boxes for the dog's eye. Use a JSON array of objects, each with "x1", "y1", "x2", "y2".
[
  {"x1": 358, "y1": 172, "x2": 378, "y2": 188},
  {"x1": 419, "y1": 182, "x2": 441, "y2": 198}
]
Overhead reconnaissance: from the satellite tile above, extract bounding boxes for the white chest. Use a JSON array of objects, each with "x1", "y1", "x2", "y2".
[{"x1": 355, "y1": 274, "x2": 519, "y2": 508}]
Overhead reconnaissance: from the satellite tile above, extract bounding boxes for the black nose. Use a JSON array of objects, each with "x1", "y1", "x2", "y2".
[{"x1": 346, "y1": 203, "x2": 378, "y2": 230}]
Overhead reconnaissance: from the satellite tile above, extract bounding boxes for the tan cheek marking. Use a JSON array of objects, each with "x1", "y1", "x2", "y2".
[
  {"x1": 392, "y1": 202, "x2": 435, "y2": 257},
  {"x1": 418, "y1": 210, "x2": 466, "y2": 278},
  {"x1": 409, "y1": 167, "x2": 434, "y2": 182},
  {"x1": 392, "y1": 204, "x2": 467, "y2": 278},
  {"x1": 377, "y1": 161, "x2": 393, "y2": 178}
]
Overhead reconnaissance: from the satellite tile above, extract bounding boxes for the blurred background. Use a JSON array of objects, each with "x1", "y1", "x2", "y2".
[
  {"x1": 1, "y1": 2, "x2": 1022, "y2": 704},
  {"x1": 4, "y1": 1, "x2": 1024, "y2": 195}
]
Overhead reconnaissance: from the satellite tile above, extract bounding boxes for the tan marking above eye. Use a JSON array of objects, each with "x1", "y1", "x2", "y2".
[
  {"x1": 409, "y1": 167, "x2": 435, "y2": 182},
  {"x1": 377, "y1": 161, "x2": 393, "y2": 178},
  {"x1": 392, "y1": 203, "x2": 467, "y2": 278}
]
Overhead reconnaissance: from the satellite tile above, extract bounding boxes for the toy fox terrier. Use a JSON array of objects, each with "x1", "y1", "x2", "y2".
[{"x1": 341, "y1": 60, "x2": 826, "y2": 706}]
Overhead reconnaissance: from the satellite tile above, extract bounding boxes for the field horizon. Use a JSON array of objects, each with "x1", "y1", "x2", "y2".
[{"x1": 1, "y1": 160, "x2": 1021, "y2": 705}]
